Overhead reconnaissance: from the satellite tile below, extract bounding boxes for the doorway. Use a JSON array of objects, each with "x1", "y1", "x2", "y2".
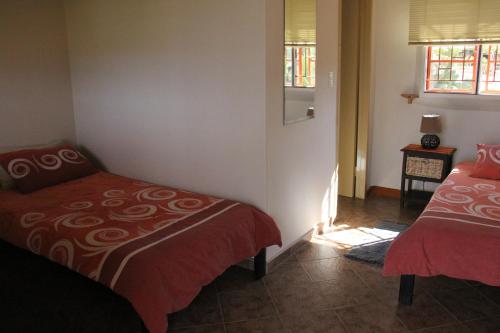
[{"x1": 338, "y1": 0, "x2": 372, "y2": 199}]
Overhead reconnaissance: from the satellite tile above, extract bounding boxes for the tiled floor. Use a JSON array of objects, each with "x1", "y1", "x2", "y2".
[{"x1": 169, "y1": 196, "x2": 500, "y2": 333}]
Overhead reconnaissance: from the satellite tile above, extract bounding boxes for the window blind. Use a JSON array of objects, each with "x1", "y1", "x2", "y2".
[
  {"x1": 409, "y1": 0, "x2": 500, "y2": 45},
  {"x1": 285, "y1": 0, "x2": 316, "y2": 44}
]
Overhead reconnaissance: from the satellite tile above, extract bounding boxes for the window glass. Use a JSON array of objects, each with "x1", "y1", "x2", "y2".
[
  {"x1": 425, "y1": 44, "x2": 500, "y2": 96},
  {"x1": 284, "y1": 46, "x2": 316, "y2": 88},
  {"x1": 479, "y1": 44, "x2": 500, "y2": 95},
  {"x1": 425, "y1": 45, "x2": 478, "y2": 94},
  {"x1": 284, "y1": 47, "x2": 293, "y2": 87}
]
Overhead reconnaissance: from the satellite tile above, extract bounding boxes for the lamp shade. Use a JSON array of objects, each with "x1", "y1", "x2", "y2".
[{"x1": 420, "y1": 114, "x2": 442, "y2": 134}]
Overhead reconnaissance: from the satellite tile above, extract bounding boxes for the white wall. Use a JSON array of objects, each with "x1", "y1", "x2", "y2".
[
  {"x1": 0, "y1": 0, "x2": 75, "y2": 147},
  {"x1": 369, "y1": 0, "x2": 500, "y2": 190},
  {"x1": 64, "y1": 0, "x2": 268, "y2": 209},
  {"x1": 266, "y1": 0, "x2": 339, "y2": 259}
]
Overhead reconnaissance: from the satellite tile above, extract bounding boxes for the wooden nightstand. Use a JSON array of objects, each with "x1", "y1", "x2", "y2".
[{"x1": 400, "y1": 144, "x2": 456, "y2": 208}]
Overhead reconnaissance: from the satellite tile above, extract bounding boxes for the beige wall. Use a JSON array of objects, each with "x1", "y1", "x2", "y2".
[
  {"x1": 0, "y1": 0, "x2": 75, "y2": 147},
  {"x1": 369, "y1": 0, "x2": 500, "y2": 190},
  {"x1": 64, "y1": 0, "x2": 268, "y2": 210},
  {"x1": 266, "y1": 0, "x2": 340, "y2": 259}
]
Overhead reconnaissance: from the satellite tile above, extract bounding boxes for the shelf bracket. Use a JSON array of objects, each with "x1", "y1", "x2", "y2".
[{"x1": 401, "y1": 93, "x2": 419, "y2": 104}]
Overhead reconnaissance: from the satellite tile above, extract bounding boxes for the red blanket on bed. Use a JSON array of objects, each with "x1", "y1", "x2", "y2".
[
  {"x1": 384, "y1": 162, "x2": 500, "y2": 286},
  {"x1": 0, "y1": 172, "x2": 282, "y2": 333}
]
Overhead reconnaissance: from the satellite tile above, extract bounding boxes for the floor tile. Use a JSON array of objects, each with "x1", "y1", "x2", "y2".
[
  {"x1": 394, "y1": 292, "x2": 457, "y2": 330},
  {"x1": 476, "y1": 284, "x2": 500, "y2": 307},
  {"x1": 354, "y1": 265, "x2": 401, "y2": 301},
  {"x1": 412, "y1": 323, "x2": 472, "y2": 333},
  {"x1": 345, "y1": 258, "x2": 383, "y2": 274},
  {"x1": 280, "y1": 310, "x2": 347, "y2": 333},
  {"x1": 269, "y1": 276, "x2": 376, "y2": 316},
  {"x1": 462, "y1": 317, "x2": 500, "y2": 333},
  {"x1": 433, "y1": 288, "x2": 500, "y2": 321},
  {"x1": 294, "y1": 242, "x2": 340, "y2": 261},
  {"x1": 169, "y1": 285, "x2": 222, "y2": 329},
  {"x1": 268, "y1": 250, "x2": 299, "y2": 271},
  {"x1": 336, "y1": 301, "x2": 407, "y2": 333},
  {"x1": 226, "y1": 317, "x2": 291, "y2": 333},
  {"x1": 414, "y1": 275, "x2": 469, "y2": 294},
  {"x1": 263, "y1": 262, "x2": 311, "y2": 290},
  {"x1": 268, "y1": 282, "x2": 330, "y2": 316},
  {"x1": 219, "y1": 286, "x2": 276, "y2": 322},
  {"x1": 301, "y1": 258, "x2": 356, "y2": 282},
  {"x1": 170, "y1": 324, "x2": 225, "y2": 333},
  {"x1": 215, "y1": 266, "x2": 263, "y2": 293}
]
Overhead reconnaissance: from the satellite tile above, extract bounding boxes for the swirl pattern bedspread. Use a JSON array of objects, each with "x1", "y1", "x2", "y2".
[
  {"x1": 384, "y1": 162, "x2": 500, "y2": 286},
  {"x1": 0, "y1": 172, "x2": 282, "y2": 333}
]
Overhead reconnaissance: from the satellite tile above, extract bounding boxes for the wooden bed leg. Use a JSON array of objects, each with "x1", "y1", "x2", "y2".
[
  {"x1": 399, "y1": 274, "x2": 415, "y2": 305},
  {"x1": 254, "y1": 248, "x2": 267, "y2": 280}
]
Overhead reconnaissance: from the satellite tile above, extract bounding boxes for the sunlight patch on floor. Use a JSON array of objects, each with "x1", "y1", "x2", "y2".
[{"x1": 318, "y1": 225, "x2": 402, "y2": 248}]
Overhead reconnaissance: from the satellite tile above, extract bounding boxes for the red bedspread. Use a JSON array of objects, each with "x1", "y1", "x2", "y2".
[
  {"x1": 0, "y1": 172, "x2": 281, "y2": 333},
  {"x1": 384, "y1": 162, "x2": 500, "y2": 286}
]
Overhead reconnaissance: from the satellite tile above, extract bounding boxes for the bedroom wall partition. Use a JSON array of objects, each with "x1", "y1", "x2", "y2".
[
  {"x1": 266, "y1": 0, "x2": 340, "y2": 253},
  {"x1": 64, "y1": 0, "x2": 340, "y2": 260}
]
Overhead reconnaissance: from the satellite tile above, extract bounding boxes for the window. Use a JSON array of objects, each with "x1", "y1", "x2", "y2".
[
  {"x1": 425, "y1": 44, "x2": 500, "y2": 95},
  {"x1": 480, "y1": 44, "x2": 500, "y2": 95},
  {"x1": 284, "y1": 45, "x2": 316, "y2": 88}
]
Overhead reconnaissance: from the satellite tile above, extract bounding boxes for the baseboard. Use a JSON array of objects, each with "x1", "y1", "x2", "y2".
[
  {"x1": 238, "y1": 228, "x2": 314, "y2": 273},
  {"x1": 267, "y1": 228, "x2": 313, "y2": 272},
  {"x1": 368, "y1": 186, "x2": 400, "y2": 199}
]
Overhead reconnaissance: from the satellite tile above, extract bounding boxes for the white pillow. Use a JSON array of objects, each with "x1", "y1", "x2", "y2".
[{"x1": 0, "y1": 140, "x2": 66, "y2": 190}]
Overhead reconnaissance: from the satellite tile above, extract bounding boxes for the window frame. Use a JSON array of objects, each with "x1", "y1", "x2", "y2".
[
  {"x1": 424, "y1": 44, "x2": 500, "y2": 96},
  {"x1": 480, "y1": 44, "x2": 500, "y2": 95},
  {"x1": 284, "y1": 43, "x2": 316, "y2": 89}
]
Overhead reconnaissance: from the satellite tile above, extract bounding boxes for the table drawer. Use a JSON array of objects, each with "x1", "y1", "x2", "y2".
[{"x1": 405, "y1": 157, "x2": 443, "y2": 179}]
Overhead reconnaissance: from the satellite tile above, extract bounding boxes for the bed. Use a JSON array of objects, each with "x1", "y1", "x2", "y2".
[
  {"x1": 0, "y1": 238, "x2": 146, "y2": 332},
  {"x1": 384, "y1": 162, "x2": 500, "y2": 304},
  {"x1": 0, "y1": 170, "x2": 282, "y2": 333}
]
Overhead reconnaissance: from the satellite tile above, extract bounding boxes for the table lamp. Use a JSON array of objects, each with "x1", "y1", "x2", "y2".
[{"x1": 420, "y1": 114, "x2": 441, "y2": 149}]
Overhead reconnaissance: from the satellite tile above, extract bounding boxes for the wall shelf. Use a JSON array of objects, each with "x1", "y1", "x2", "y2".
[{"x1": 401, "y1": 93, "x2": 419, "y2": 104}]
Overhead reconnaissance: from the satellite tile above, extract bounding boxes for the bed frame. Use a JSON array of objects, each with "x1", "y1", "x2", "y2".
[
  {"x1": 254, "y1": 248, "x2": 267, "y2": 279},
  {"x1": 399, "y1": 274, "x2": 415, "y2": 305}
]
